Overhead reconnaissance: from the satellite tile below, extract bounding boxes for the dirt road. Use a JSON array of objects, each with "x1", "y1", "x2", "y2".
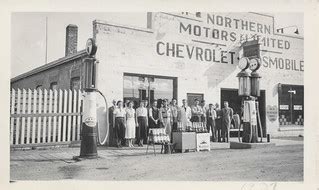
[{"x1": 10, "y1": 141, "x2": 303, "y2": 181}]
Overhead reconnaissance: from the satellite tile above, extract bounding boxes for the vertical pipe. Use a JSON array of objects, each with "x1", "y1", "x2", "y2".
[{"x1": 45, "y1": 16, "x2": 48, "y2": 64}]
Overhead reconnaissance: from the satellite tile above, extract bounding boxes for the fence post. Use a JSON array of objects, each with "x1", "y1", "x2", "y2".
[
  {"x1": 47, "y1": 89, "x2": 53, "y2": 143},
  {"x1": 77, "y1": 90, "x2": 82, "y2": 140},
  {"x1": 62, "y1": 90, "x2": 68, "y2": 141},
  {"x1": 32, "y1": 89, "x2": 37, "y2": 144},
  {"x1": 37, "y1": 89, "x2": 43, "y2": 143},
  {"x1": 72, "y1": 90, "x2": 77, "y2": 141},
  {"x1": 20, "y1": 89, "x2": 27, "y2": 144},
  {"x1": 26, "y1": 89, "x2": 32, "y2": 144},
  {"x1": 52, "y1": 89, "x2": 58, "y2": 142},
  {"x1": 15, "y1": 89, "x2": 21, "y2": 145},
  {"x1": 42, "y1": 89, "x2": 48, "y2": 143},
  {"x1": 10, "y1": 89, "x2": 16, "y2": 145},
  {"x1": 57, "y1": 89, "x2": 63, "y2": 142},
  {"x1": 67, "y1": 90, "x2": 73, "y2": 141}
]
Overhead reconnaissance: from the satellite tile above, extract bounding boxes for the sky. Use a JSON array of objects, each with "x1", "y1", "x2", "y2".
[{"x1": 11, "y1": 12, "x2": 303, "y2": 78}]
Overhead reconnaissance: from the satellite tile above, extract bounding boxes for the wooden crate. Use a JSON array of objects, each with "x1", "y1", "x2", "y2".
[
  {"x1": 172, "y1": 132, "x2": 196, "y2": 152},
  {"x1": 196, "y1": 133, "x2": 210, "y2": 151}
]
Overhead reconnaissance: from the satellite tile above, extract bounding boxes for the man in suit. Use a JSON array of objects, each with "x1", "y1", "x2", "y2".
[
  {"x1": 206, "y1": 103, "x2": 217, "y2": 142},
  {"x1": 108, "y1": 99, "x2": 117, "y2": 146},
  {"x1": 214, "y1": 103, "x2": 222, "y2": 142},
  {"x1": 221, "y1": 101, "x2": 234, "y2": 143}
]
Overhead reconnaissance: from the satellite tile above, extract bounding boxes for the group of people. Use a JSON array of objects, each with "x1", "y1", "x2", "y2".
[
  {"x1": 190, "y1": 99, "x2": 234, "y2": 143},
  {"x1": 108, "y1": 98, "x2": 234, "y2": 148}
]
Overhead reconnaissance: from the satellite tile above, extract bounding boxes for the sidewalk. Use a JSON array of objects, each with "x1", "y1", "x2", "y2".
[
  {"x1": 10, "y1": 137, "x2": 304, "y2": 181},
  {"x1": 10, "y1": 137, "x2": 303, "y2": 165}
]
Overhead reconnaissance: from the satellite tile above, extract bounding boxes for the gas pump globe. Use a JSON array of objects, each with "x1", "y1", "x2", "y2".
[
  {"x1": 82, "y1": 38, "x2": 98, "y2": 91},
  {"x1": 249, "y1": 58, "x2": 261, "y2": 97},
  {"x1": 237, "y1": 57, "x2": 251, "y2": 96}
]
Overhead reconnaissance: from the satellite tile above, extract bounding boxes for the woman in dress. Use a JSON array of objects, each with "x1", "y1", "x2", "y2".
[
  {"x1": 113, "y1": 101, "x2": 126, "y2": 148},
  {"x1": 159, "y1": 99, "x2": 173, "y2": 142},
  {"x1": 149, "y1": 100, "x2": 160, "y2": 129},
  {"x1": 125, "y1": 101, "x2": 136, "y2": 147}
]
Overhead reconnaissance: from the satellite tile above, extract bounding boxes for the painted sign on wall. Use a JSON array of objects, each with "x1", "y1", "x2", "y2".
[
  {"x1": 152, "y1": 12, "x2": 304, "y2": 72},
  {"x1": 266, "y1": 105, "x2": 278, "y2": 122}
]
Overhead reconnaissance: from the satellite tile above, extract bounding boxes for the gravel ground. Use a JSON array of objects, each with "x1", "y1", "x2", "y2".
[{"x1": 10, "y1": 141, "x2": 303, "y2": 181}]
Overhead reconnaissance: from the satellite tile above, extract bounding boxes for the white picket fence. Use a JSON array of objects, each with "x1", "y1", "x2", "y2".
[{"x1": 10, "y1": 88, "x2": 83, "y2": 146}]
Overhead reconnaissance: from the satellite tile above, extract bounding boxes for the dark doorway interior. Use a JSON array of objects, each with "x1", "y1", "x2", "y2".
[
  {"x1": 220, "y1": 88, "x2": 266, "y2": 137},
  {"x1": 187, "y1": 93, "x2": 204, "y2": 107}
]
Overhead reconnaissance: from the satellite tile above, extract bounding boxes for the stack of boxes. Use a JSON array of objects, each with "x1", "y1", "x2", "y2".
[
  {"x1": 279, "y1": 115, "x2": 288, "y2": 125},
  {"x1": 279, "y1": 114, "x2": 304, "y2": 125},
  {"x1": 295, "y1": 115, "x2": 304, "y2": 125}
]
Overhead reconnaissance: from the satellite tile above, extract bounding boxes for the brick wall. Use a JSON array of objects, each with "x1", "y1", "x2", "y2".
[{"x1": 11, "y1": 56, "x2": 84, "y2": 90}]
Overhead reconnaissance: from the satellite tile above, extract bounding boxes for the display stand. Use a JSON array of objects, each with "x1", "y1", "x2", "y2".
[
  {"x1": 172, "y1": 132, "x2": 196, "y2": 152},
  {"x1": 196, "y1": 133, "x2": 210, "y2": 151},
  {"x1": 146, "y1": 128, "x2": 171, "y2": 155}
]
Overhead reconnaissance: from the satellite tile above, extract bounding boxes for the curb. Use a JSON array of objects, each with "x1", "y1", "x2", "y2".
[{"x1": 10, "y1": 141, "x2": 81, "y2": 151}]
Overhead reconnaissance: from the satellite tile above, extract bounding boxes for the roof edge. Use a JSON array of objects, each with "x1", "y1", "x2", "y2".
[
  {"x1": 93, "y1": 19, "x2": 154, "y2": 34},
  {"x1": 11, "y1": 50, "x2": 87, "y2": 83}
]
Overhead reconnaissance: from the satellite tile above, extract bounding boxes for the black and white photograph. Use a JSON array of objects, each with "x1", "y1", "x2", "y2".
[{"x1": 1, "y1": 0, "x2": 319, "y2": 190}]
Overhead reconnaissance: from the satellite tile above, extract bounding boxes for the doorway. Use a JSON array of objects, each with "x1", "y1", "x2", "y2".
[
  {"x1": 220, "y1": 88, "x2": 266, "y2": 137},
  {"x1": 187, "y1": 93, "x2": 204, "y2": 107}
]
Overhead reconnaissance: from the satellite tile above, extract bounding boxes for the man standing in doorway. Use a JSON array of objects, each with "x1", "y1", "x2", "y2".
[
  {"x1": 170, "y1": 99, "x2": 178, "y2": 132},
  {"x1": 108, "y1": 99, "x2": 117, "y2": 146},
  {"x1": 221, "y1": 101, "x2": 233, "y2": 143},
  {"x1": 191, "y1": 99, "x2": 203, "y2": 122},
  {"x1": 180, "y1": 99, "x2": 192, "y2": 129},
  {"x1": 214, "y1": 103, "x2": 222, "y2": 142},
  {"x1": 201, "y1": 100, "x2": 208, "y2": 130},
  {"x1": 206, "y1": 103, "x2": 217, "y2": 142}
]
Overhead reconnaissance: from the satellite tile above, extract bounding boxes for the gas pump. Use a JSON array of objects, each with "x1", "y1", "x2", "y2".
[
  {"x1": 237, "y1": 40, "x2": 263, "y2": 143},
  {"x1": 77, "y1": 38, "x2": 109, "y2": 159}
]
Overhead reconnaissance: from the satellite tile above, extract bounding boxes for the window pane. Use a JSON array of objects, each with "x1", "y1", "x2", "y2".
[
  {"x1": 71, "y1": 77, "x2": 80, "y2": 90},
  {"x1": 123, "y1": 74, "x2": 175, "y2": 105}
]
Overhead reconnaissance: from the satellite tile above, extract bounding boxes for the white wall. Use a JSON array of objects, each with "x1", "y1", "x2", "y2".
[{"x1": 94, "y1": 12, "x2": 303, "y2": 136}]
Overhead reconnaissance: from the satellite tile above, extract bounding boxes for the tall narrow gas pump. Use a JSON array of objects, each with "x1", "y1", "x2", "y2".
[
  {"x1": 237, "y1": 39, "x2": 263, "y2": 143},
  {"x1": 79, "y1": 38, "x2": 99, "y2": 158}
]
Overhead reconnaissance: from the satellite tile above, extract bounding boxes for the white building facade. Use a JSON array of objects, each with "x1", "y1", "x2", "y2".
[{"x1": 94, "y1": 12, "x2": 304, "y2": 137}]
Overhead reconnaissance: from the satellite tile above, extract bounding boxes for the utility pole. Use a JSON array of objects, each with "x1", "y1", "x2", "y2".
[{"x1": 45, "y1": 16, "x2": 48, "y2": 64}]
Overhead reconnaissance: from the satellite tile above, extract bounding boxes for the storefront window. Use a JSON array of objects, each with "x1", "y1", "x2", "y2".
[
  {"x1": 123, "y1": 73, "x2": 176, "y2": 108},
  {"x1": 278, "y1": 84, "x2": 304, "y2": 126},
  {"x1": 50, "y1": 82, "x2": 58, "y2": 90},
  {"x1": 70, "y1": 77, "x2": 80, "y2": 90}
]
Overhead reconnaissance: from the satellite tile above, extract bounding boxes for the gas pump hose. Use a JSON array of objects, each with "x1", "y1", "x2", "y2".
[
  {"x1": 95, "y1": 89, "x2": 109, "y2": 146},
  {"x1": 238, "y1": 120, "x2": 241, "y2": 142},
  {"x1": 248, "y1": 103, "x2": 253, "y2": 143},
  {"x1": 257, "y1": 102, "x2": 263, "y2": 142}
]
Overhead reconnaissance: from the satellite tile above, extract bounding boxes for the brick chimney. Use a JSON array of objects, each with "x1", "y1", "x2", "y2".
[{"x1": 65, "y1": 24, "x2": 78, "y2": 56}]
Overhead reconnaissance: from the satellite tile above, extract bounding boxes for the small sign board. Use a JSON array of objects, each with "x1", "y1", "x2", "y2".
[
  {"x1": 279, "y1": 105, "x2": 289, "y2": 110},
  {"x1": 266, "y1": 105, "x2": 278, "y2": 122},
  {"x1": 196, "y1": 133, "x2": 210, "y2": 151},
  {"x1": 294, "y1": 105, "x2": 303, "y2": 110}
]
